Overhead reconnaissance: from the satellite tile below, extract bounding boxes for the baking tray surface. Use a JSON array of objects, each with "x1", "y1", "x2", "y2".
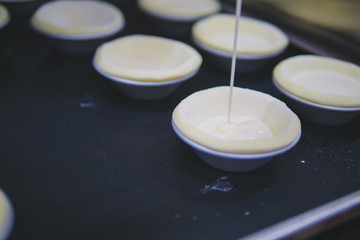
[{"x1": 0, "y1": 1, "x2": 359, "y2": 240}]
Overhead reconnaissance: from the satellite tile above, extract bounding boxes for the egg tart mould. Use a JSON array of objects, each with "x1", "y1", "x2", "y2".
[
  {"x1": 138, "y1": 0, "x2": 221, "y2": 37},
  {"x1": 273, "y1": 55, "x2": 360, "y2": 125},
  {"x1": 172, "y1": 86, "x2": 301, "y2": 172},
  {"x1": 30, "y1": 0, "x2": 125, "y2": 53},
  {"x1": 192, "y1": 13, "x2": 289, "y2": 72},
  {"x1": 93, "y1": 34, "x2": 202, "y2": 100}
]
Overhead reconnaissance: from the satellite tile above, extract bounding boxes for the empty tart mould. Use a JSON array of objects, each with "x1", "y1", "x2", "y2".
[
  {"x1": 172, "y1": 86, "x2": 301, "y2": 172},
  {"x1": 192, "y1": 13, "x2": 289, "y2": 72},
  {"x1": 30, "y1": 0, "x2": 125, "y2": 53},
  {"x1": 273, "y1": 55, "x2": 360, "y2": 125},
  {"x1": 93, "y1": 34, "x2": 202, "y2": 100}
]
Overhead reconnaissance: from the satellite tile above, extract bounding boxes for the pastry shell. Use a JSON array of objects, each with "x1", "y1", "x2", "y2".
[
  {"x1": 31, "y1": 0, "x2": 125, "y2": 39},
  {"x1": 192, "y1": 13, "x2": 289, "y2": 56},
  {"x1": 172, "y1": 86, "x2": 301, "y2": 154},
  {"x1": 94, "y1": 34, "x2": 202, "y2": 82},
  {"x1": 0, "y1": 4, "x2": 10, "y2": 29},
  {"x1": 138, "y1": 0, "x2": 221, "y2": 21},
  {"x1": 273, "y1": 55, "x2": 360, "y2": 108}
]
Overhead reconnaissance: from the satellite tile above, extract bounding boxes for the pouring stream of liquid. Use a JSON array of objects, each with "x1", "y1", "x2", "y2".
[{"x1": 227, "y1": 0, "x2": 242, "y2": 123}]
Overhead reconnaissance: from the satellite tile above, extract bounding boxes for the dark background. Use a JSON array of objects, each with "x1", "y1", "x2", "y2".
[{"x1": 0, "y1": 1, "x2": 359, "y2": 239}]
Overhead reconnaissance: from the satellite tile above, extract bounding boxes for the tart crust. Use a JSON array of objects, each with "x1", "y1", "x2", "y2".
[
  {"x1": 0, "y1": 4, "x2": 9, "y2": 27},
  {"x1": 31, "y1": 0, "x2": 124, "y2": 36},
  {"x1": 94, "y1": 34, "x2": 202, "y2": 82},
  {"x1": 138, "y1": 0, "x2": 221, "y2": 20},
  {"x1": 173, "y1": 86, "x2": 301, "y2": 154},
  {"x1": 273, "y1": 55, "x2": 360, "y2": 108},
  {"x1": 192, "y1": 13, "x2": 289, "y2": 55}
]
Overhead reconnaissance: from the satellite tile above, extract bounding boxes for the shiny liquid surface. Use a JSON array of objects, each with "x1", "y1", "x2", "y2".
[{"x1": 198, "y1": 115, "x2": 273, "y2": 140}]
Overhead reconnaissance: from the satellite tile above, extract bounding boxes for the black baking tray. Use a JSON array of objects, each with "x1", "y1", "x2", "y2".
[{"x1": 0, "y1": 1, "x2": 359, "y2": 240}]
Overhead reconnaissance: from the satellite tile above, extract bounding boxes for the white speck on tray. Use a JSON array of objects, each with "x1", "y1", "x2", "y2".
[
  {"x1": 80, "y1": 102, "x2": 97, "y2": 109},
  {"x1": 79, "y1": 94, "x2": 98, "y2": 108},
  {"x1": 200, "y1": 176, "x2": 234, "y2": 194}
]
